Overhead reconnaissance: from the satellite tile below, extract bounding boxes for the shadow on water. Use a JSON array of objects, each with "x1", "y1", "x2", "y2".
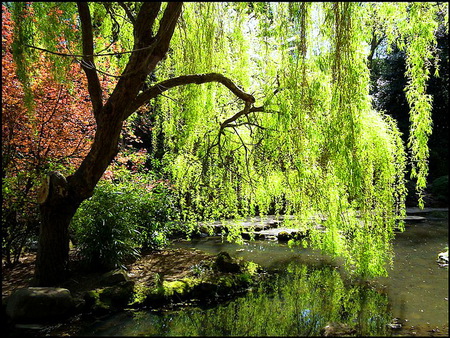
[{"x1": 75, "y1": 216, "x2": 448, "y2": 336}]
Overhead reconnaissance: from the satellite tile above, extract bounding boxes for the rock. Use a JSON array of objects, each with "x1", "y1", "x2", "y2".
[
  {"x1": 437, "y1": 251, "x2": 448, "y2": 267},
  {"x1": 101, "y1": 269, "x2": 130, "y2": 286},
  {"x1": 241, "y1": 232, "x2": 265, "y2": 240},
  {"x1": 214, "y1": 252, "x2": 242, "y2": 273},
  {"x1": 191, "y1": 282, "x2": 217, "y2": 299},
  {"x1": 84, "y1": 280, "x2": 134, "y2": 313},
  {"x1": 241, "y1": 232, "x2": 252, "y2": 240},
  {"x1": 254, "y1": 233, "x2": 266, "y2": 240},
  {"x1": 277, "y1": 231, "x2": 291, "y2": 241},
  {"x1": 6, "y1": 287, "x2": 75, "y2": 322},
  {"x1": 267, "y1": 220, "x2": 282, "y2": 228},
  {"x1": 321, "y1": 323, "x2": 356, "y2": 336},
  {"x1": 402, "y1": 215, "x2": 426, "y2": 222},
  {"x1": 387, "y1": 318, "x2": 403, "y2": 330}
]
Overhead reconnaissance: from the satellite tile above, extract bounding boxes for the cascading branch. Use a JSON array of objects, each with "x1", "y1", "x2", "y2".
[{"x1": 154, "y1": 2, "x2": 444, "y2": 277}]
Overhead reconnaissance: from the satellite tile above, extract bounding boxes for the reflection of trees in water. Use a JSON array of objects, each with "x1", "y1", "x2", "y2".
[{"x1": 144, "y1": 263, "x2": 392, "y2": 336}]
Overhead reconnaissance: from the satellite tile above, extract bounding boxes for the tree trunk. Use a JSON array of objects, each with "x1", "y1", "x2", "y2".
[
  {"x1": 35, "y1": 172, "x2": 79, "y2": 286},
  {"x1": 34, "y1": 114, "x2": 123, "y2": 286}
]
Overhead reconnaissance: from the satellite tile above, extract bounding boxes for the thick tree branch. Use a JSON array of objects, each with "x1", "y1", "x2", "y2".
[
  {"x1": 107, "y1": 3, "x2": 182, "y2": 120},
  {"x1": 134, "y1": 2, "x2": 161, "y2": 47},
  {"x1": 146, "y1": 2, "x2": 183, "y2": 71},
  {"x1": 129, "y1": 73, "x2": 255, "y2": 116},
  {"x1": 220, "y1": 105, "x2": 263, "y2": 129},
  {"x1": 77, "y1": 2, "x2": 103, "y2": 117}
]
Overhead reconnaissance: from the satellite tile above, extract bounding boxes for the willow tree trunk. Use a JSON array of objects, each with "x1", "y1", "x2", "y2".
[
  {"x1": 35, "y1": 172, "x2": 80, "y2": 286},
  {"x1": 32, "y1": 1, "x2": 179, "y2": 285},
  {"x1": 34, "y1": 115, "x2": 123, "y2": 286}
]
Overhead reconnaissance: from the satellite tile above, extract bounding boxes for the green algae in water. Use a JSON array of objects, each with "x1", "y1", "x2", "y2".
[{"x1": 78, "y1": 263, "x2": 392, "y2": 336}]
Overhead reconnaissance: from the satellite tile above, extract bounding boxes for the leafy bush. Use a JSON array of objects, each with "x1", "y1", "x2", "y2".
[{"x1": 70, "y1": 171, "x2": 179, "y2": 270}]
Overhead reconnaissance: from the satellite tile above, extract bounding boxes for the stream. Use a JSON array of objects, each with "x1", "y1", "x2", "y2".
[{"x1": 75, "y1": 213, "x2": 448, "y2": 336}]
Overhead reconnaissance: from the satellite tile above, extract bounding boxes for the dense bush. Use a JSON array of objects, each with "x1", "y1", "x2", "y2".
[{"x1": 70, "y1": 171, "x2": 179, "y2": 270}]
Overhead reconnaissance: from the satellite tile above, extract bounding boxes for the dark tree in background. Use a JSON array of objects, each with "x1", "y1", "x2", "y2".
[{"x1": 370, "y1": 30, "x2": 448, "y2": 205}]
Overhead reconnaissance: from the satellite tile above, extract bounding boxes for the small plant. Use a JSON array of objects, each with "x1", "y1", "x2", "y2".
[{"x1": 70, "y1": 182, "x2": 140, "y2": 270}]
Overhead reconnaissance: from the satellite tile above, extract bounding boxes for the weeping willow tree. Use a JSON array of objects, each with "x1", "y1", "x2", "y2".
[
  {"x1": 153, "y1": 2, "x2": 446, "y2": 276},
  {"x1": 8, "y1": 2, "x2": 447, "y2": 284}
]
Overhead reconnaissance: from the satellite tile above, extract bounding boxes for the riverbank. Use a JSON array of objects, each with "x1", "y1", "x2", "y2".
[{"x1": 2, "y1": 248, "x2": 212, "y2": 301}]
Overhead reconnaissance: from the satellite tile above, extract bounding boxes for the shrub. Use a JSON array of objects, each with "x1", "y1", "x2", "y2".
[
  {"x1": 2, "y1": 174, "x2": 41, "y2": 266},
  {"x1": 70, "y1": 171, "x2": 179, "y2": 270}
]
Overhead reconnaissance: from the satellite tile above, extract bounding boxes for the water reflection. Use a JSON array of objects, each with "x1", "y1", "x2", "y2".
[{"x1": 80, "y1": 263, "x2": 392, "y2": 336}]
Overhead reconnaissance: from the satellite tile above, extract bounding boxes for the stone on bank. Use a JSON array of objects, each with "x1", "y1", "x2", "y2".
[{"x1": 6, "y1": 287, "x2": 75, "y2": 322}]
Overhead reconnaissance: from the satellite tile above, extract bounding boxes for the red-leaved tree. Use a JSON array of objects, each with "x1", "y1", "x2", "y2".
[{"x1": 2, "y1": 4, "x2": 96, "y2": 266}]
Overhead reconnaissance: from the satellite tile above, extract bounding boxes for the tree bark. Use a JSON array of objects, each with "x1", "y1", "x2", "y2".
[
  {"x1": 34, "y1": 110, "x2": 124, "y2": 286},
  {"x1": 35, "y1": 172, "x2": 79, "y2": 286},
  {"x1": 33, "y1": 3, "x2": 184, "y2": 287}
]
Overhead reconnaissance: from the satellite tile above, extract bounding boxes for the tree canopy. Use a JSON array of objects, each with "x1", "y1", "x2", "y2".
[{"x1": 4, "y1": 2, "x2": 448, "y2": 279}]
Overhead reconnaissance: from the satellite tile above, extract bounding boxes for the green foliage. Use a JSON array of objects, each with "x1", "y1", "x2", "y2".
[
  {"x1": 371, "y1": 2, "x2": 447, "y2": 207},
  {"x1": 70, "y1": 171, "x2": 179, "y2": 270},
  {"x1": 401, "y1": 3, "x2": 440, "y2": 207},
  {"x1": 9, "y1": 2, "x2": 80, "y2": 108},
  {"x1": 1, "y1": 173, "x2": 40, "y2": 266},
  {"x1": 151, "y1": 2, "x2": 413, "y2": 276}
]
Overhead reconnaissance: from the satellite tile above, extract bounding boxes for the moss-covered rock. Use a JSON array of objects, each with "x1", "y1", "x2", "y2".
[
  {"x1": 6, "y1": 287, "x2": 76, "y2": 322},
  {"x1": 129, "y1": 252, "x2": 264, "y2": 308},
  {"x1": 100, "y1": 269, "x2": 130, "y2": 286},
  {"x1": 277, "y1": 231, "x2": 291, "y2": 241},
  {"x1": 84, "y1": 280, "x2": 134, "y2": 314},
  {"x1": 214, "y1": 251, "x2": 242, "y2": 273}
]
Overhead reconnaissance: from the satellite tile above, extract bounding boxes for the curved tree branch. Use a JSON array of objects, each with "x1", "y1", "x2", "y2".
[
  {"x1": 129, "y1": 72, "x2": 256, "y2": 117},
  {"x1": 77, "y1": 2, "x2": 103, "y2": 117},
  {"x1": 117, "y1": 2, "x2": 136, "y2": 25},
  {"x1": 220, "y1": 104, "x2": 264, "y2": 130}
]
